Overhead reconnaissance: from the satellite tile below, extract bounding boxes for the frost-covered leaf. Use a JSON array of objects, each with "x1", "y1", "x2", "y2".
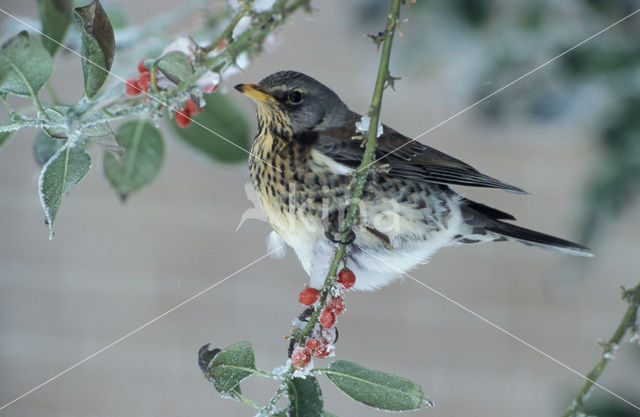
[
  {"x1": 322, "y1": 412, "x2": 339, "y2": 417},
  {"x1": 204, "y1": 341, "x2": 256, "y2": 395},
  {"x1": 34, "y1": 130, "x2": 65, "y2": 166},
  {"x1": 42, "y1": 106, "x2": 67, "y2": 138},
  {"x1": 324, "y1": 360, "x2": 433, "y2": 411},
  {"x1": 198, "y1": 344, "x2": 221, "y2": 375},
  {"x1": 103, "y1": 119, "x2": 163, "y2": 200},
  {"x1": 74, "y1": 0, "x2": 115, "y2": 98},
  {"x1": 155, "y1": 51, "x2": 193, "y2": 85},
  {"x1": 37, "y1": 0, "x2": 72, "y2": 56},
  {"x1": 288, "y1": 376, "x2": 323, "y2": 417},
  {"x1": 0, "y1": 31, "x2": 54, "y2": 97},
  {"x1": 171, "y1": 92, "x2": 250, "y2": 163},
  {"x1": 87, "y1": 125, "x2": 123, "y2": 161},
  {"x1": 39, "y1": 145, "x2": 91, "y2": 238}
]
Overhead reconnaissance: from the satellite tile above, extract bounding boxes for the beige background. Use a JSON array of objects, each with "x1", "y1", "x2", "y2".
[{"x1": 1, "y1": 1, "x2": 639, "y2": 416}]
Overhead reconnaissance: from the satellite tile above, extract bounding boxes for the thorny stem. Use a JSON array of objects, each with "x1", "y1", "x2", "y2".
[
  {"x1": 202, "y1": 3, "x2": 250, "y2": 54},
  {"x1": 296, "y1": 0, "x2": 402, "y2": 344},
  {"x1": 0, "y1": 0, "x2": 310, "y2": 140},
  {"x1": 559, "y1": 282, "x2": 640, "y2": 417},
  {"x1": 255, "y1": 2, "x2": 404, "y2": 415}
]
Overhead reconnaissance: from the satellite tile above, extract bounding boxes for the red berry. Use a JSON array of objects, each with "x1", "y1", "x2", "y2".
[
  {"x1": 185, "y1": 96, "x2": 199, "y2": 114},
  {"x1": 291, "y1": 347, "x2": 310, "y2": 369},
  {"x1": 306, "y1": 338, "x2": 330, "y2": 358},
  {"x1": 319, "y1": 308, "x2": 336, "y2": 328},
  {"x1": 337, "y1": 268, "x2": 356, "y2": 289},
  {"x1": 138, "y1": 58, "x2": 150, "y2": 74},
  {"x1": 298, "y1": 287, "x2": 320, "y2": 305},
  {"x1": 174, "y1": 109, "x2": 191, "y2": 128},
  {"x1": 328, "y1": 296, "x2": 345, "y2": 315},
  {"x1": 138, "y1": 71, "x2": 151, "y2": 92},
  {"x1": 125, "y1": 78, "x2": 141, "y2": 96}
]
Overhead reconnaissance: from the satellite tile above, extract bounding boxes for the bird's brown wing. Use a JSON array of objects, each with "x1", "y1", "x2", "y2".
[{"x1": 313, "y1": 113, "x2": 527, "y2": 194}]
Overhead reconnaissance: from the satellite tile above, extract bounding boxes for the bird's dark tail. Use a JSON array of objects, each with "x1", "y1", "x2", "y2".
[
  {"x1": 463, "y1": 199, "x2": 593, "y2": 257},
  {"x1": 485, "y1": 220, "x2": 593, "y2": 257}
]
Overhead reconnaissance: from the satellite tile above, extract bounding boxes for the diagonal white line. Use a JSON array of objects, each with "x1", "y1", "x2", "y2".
[
  {"x1": 0, "y1": 7, "x2": 282, "y2": 172},
  {"x1": 357, "y1": 246, "x2": 640, "y2": 413},
  {"x1": 361, "y1": 8, "x2": 640, "y2": 172},
  {"x1": 0, "y1": 246, "x2": 283, "y2": 411}
]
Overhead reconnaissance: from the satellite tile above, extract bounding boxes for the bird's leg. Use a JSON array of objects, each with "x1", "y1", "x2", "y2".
[{"x1": 323, "y1": 210, "x2": 356, "y2": 245}]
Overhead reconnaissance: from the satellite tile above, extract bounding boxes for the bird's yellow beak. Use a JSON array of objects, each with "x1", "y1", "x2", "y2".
[{"x1": 234, "y1": 83, "x2": 275, "y2": 103}]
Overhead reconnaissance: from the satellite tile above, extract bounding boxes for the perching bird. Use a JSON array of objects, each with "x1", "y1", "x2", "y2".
[{"x1": 235, "y1": 71, "x2": 592, "y2": 291}]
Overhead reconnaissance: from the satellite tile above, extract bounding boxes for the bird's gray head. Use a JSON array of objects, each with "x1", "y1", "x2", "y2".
[{"x1": 234, "y1": 71, "x2": 350, "y2": 136}]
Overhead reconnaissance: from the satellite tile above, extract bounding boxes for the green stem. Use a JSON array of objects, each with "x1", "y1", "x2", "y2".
[
  {"x1": 559, "y1": 282, "x2": 640, "y2": 417},
  {"x1": 202, "y1": 4, "x2": 250, "y2": 54},
  {"x1": 45, "y1": 81, "x2": 60, "y2": 105},
  {"x1": 257, "y1": 2, "x2": 403, "y2": 415},
  {"x1": 298, "y1": 0, "x2": 401, "y2": 342}
]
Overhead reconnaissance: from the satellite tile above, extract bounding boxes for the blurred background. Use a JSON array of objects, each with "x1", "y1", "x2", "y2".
[{"x1": 1, "y1": 0, "x2": 639, "y2": 416}]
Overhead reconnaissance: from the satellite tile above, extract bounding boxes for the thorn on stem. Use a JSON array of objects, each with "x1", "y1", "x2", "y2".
[{"x1": 366, "y1": 31, "x2": 385, "y2": 51}]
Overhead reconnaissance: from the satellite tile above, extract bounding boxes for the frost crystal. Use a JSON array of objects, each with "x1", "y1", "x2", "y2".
[
  {"x1": 292, "y1": 358, "x2": 314, "y2": 378},
  {"x1": 253, "y1": 0, "x2": 277, "y2": 12},
  {"x1": 232, "y1": 16, "x2": 252, "y2": 40},
  {"x1": 355, "y1": 116, "x2": 384, "y2": 138},
  {"x1": 162, "y1": 37, "x2": 195, "y2": 59},
  {"x1": 196, "y1": 71, "x2": 220, "y2": 93}
]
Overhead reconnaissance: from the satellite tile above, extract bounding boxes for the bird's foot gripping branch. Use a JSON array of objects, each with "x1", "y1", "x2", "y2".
[{"x1": 198, "y1": 1, "x2": 433, "y2": 415}]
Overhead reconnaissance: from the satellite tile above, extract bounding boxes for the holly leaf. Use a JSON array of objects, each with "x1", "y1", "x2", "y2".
[
  {"x1": 39, "y1": 145, "x2": 91, "y2": 239},
  {"x1": 103, "y1": 119, "x2": 163, "y2": 200},
  {"x1": 37, "y1": 0, "x2": 72, "y2": 56},
  {"x1": 34, "y1": 130, "x2": 65, "y2": 166},
  {"x1": 154, "y1": 51, "x2": 193, "y2": 85},
  {"x1": 171, "y1": 92, "x2": 251, "y2": 163},
  {"x1": 288, "y1": 376, "x2": 323, "y2": 417},
  {"x1": 324, "y1": 360, "x2": 433, "y2": 411},
  {"x1": 73, "y1": 0, "x2": 115, "y2": 98},
  {"x1": 0, "y1": 31, "x2": 54, "y2": 97},
  {"x1": 204, "y1": 341, "x2": 256, "y2": 395}
]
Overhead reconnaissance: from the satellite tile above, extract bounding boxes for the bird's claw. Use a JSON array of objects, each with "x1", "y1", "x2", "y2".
[{"x1": 325, "y1": 229, "x2": 356, "y2": 245}]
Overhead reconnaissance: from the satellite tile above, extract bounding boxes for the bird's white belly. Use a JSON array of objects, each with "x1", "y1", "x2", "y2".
[{"x1": 262, "y1": 191, "x2": 467, "y2": 291}]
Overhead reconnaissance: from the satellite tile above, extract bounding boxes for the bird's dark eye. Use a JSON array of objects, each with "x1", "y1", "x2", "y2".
[{"x1": 287, "y1": 91, "x2": 303, "y2": 105}]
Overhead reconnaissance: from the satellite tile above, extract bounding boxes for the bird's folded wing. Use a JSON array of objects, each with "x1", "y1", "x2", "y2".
[{"x1": 313, "y1": 114, "x2": 527, "y2": 194}]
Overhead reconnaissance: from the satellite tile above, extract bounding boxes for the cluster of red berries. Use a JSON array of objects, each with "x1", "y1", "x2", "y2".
[
  {"x1": 125, "y1": 59, "x2": 153, "y2": 97},
  {"x1": 173, "y1": 96, "x2": 203, "y2": 128},
  {"x1": 125, "y1": 58, "x2": 203, "y2": 128},
  {"x1": 292, "y1": 268, "x2": 356, "y2": 369}
]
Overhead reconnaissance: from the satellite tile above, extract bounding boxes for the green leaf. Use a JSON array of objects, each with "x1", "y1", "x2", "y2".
[
  {"x1": 204, "y1": 341, "x2": 256, "y2": 395},
  {"x1": 288, "y1": 376, "x2": 323, "y2": 417},
  {"x1": 42, "y1": 106, "x2": 67, "y2": 138},
  {"x1": 87, "y1": 126, "x2": 123, "y2": 161},
  {"x1": 324, "y1": 360, "x2": 433, "y2": 411},
  {"x1": 73, "y1": 0, "x2": 115, "y2": 98},
  {"x1": 39, "y1": 145, "x2": 91, "y2": 238},
  {"x1": 0, "y1": 131, "x2": 11, "y2": 149},
  {"x1": 0, "y1": 31, "x2": 54, "y2": 97},
  {"x1": 154, "y1": 51, "x2": 193, "y2": 85},
  {"x1": 171, "y1": 92, "x2": 251, "y2": 163},
  {"x1": 37, "y1": 0, "x2": 72, "y2": 56},
  {"x1": 34, "y1": 130, "x2": 65, "y2": 166},
  {"x1": 103, "y1": 119, "x2": 163, "y2": 200}
]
